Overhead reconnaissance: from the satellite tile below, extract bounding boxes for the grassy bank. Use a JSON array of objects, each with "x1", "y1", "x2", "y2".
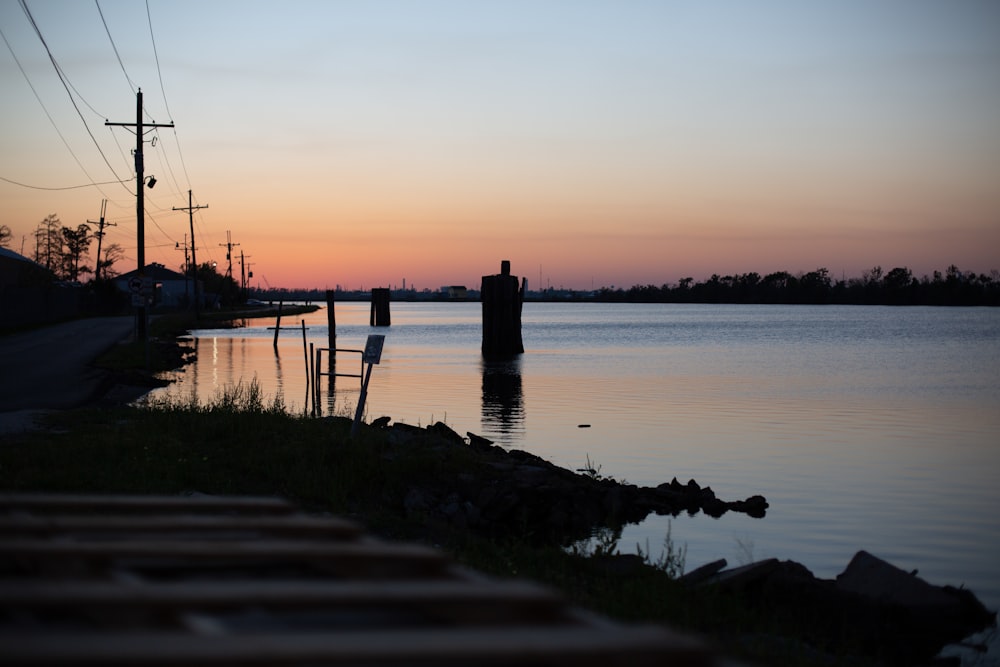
[
  {"x1": 0, "y1": 383, "x2": 886, "y2": 667},
  {"x1": 94, "y1": 305, "x2": 318, "y2": 374}
]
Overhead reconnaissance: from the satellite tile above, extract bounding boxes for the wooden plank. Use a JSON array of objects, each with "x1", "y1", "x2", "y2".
[
  {"x1": 0, "y1": 537, "x2": 450, "y2": 578},
  {"x1": 0, "y1": 494, "x2": 718, "y2": 666},
  {"x1": 0, "y1": 514, "x2": 362, "y2": 539},
  {"x1": 0, "y1": 578, "x2": 559, "y2": 608},
  {"x1": 0, "y1": 579, "x2": 568, "y2": 626},
  {"x1": 0, "y1": 626, "x2": 711, "y2": 666},
  {"x1": 0, "y1": 493, "x2": 295, "y2": 514}
]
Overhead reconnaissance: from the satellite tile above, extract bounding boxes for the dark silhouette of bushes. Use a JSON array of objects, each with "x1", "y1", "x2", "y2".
[{"x1": 595, "y1": 265, "x2": 999, "y2": 306}]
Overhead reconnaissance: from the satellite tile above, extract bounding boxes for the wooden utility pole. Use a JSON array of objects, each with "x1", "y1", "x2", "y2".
[
  {"x1": 88, "y1": 199, "x2": 115, "y2": 281},
  {"x1": 219, "y1": 230, "x2": 240, "y2": 304},
  {"x1": 173, "y1": 190, "x2": 207, "y2": 318},
  {"x1": 106, "y1": 89, "x2": 174, "y2": 340},
  {"x1": 239, "y1": 250, "x2": 252, "y2": 302},
  {"x1": 175, "y1": 234, "x2": 190, "y2": 302}
]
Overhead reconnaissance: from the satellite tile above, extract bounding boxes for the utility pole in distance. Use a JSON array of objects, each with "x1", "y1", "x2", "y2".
[
  {"x1": 239, "y1": 250, "x2": 252, "y2": 303},
  {"x1": 106, "y1": 89, "x2": 174, "y2": 341},
  {"x1": 88, "y1": 199, "x2": 115, "y2": 281},
  {"x1": 219, "y1": 231, "x2": 240, "y2": 305},
  {"x1": 173, "y1": 191, "x2": 207, "y2": 318}
]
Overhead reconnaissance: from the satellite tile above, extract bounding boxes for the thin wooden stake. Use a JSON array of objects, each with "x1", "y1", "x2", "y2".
[{"x1": 273, "y1": 300, "x2": 284, "y2": 350}]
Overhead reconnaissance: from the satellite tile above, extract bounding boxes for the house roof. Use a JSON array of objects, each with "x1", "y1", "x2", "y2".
[
  {"x1": 0, "y1": 247, "x2": 36, "y2": 265},
  {"x1": 117, "y1": 263, "x2": 188, "y2": 281}
]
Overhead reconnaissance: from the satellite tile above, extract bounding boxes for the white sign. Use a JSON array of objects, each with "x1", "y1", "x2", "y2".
[{"x1": 363, "y1": 335, "x2": 385, "y2": 365}]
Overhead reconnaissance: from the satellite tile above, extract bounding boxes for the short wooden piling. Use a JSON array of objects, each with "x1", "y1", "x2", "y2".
[
  {"x1": 272, "y1": 301, "x2": 283, "y2": 350},
  {"x1": 481, "y1": 260, "x2": 525, "y2": 358},
  {"x1": 370, "y1": 288, "x2": 391, "y2": 327}
]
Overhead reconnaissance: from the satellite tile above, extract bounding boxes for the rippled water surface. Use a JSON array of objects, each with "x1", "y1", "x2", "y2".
[{"x1": 151, "y1": 302, "x2": 1000, "y2": 660}]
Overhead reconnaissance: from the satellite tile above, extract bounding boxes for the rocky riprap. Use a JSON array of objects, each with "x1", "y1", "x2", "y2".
[
  {"x1": 371, "y1": 419, "x2": 768, "y2": 545},
  {"x1": 681, "y1": 551, "x2": 996, "y2": 666}
]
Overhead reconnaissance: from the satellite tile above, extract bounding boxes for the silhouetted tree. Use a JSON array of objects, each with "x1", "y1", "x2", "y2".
[
  {"x1": 96, "y1": 242, "x2": 126, "y2": 280},
  {"x1": 34, "y1": 214, "x2": 62, "y2": 273},
  {"x1": 195, "y1": 261, "x2": 239, "y2": 306},
  {"x1": 60, "y1": 223, "x2": 92, "y2": 282}
]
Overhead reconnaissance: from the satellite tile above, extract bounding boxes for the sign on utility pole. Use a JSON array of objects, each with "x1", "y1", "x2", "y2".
[{"x1": 351, "y1": 334, "x2": 386, "y2": 437}]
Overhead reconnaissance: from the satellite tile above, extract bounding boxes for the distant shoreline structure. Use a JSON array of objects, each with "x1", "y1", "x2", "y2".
[{"x1": 252, "y1": 265, "x2": 999, "y2": 307}]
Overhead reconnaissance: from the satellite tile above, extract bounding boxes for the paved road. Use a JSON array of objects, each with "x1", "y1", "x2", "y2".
[{"x1": 0, "y1": 316, "x2": 135, "y2": 432}]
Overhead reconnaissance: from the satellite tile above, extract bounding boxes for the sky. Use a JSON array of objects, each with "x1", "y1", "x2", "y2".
[{"x1": 2, "y1": 1, "x2": 999, "y2": 291}]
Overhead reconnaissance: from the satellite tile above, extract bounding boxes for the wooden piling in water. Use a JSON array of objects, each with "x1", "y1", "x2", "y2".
[
  {"x1": 481, "y1": 260, "x2": 525, "y2": 358},
  {"x1": 370, "y1": 288, "x2": 391, "y2": 327},
  {"x1": 272, "y1": 301, "x2": 283, "y2": 350},
  {"x1": 326, "y1": 290, "x2": 336, "y2": 369}
]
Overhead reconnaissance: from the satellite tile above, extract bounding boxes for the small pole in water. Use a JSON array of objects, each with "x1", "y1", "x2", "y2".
[
  {"x1": 273, "y1": 301, "x2": 283, "y2": 350},
  {"x1": 301, "y1": 320, "x2": 309, "y2": 409},
  {"x1": 313, "y1": 347, "x2": 321, "y2": 416}
]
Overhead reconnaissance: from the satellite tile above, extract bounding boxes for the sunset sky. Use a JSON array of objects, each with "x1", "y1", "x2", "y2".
[{"x1": 2, "y1": 1, "x2": 998, "y2": 291}]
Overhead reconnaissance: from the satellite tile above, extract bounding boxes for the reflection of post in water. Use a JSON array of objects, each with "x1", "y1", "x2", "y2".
[
  {"x1": 189, "y1": 337, "x2": 201, "y2": 402},
  {"x1": 480, "y1": 356, "x2": 525, "y2": 444},
  {"x1": 272, "y1": 342, "x2": 284, "y2": 399}
]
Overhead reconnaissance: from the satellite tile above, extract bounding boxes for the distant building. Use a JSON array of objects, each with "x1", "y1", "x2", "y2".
[
  {"x1": 446, "y1": 285, "x2": 468, "y2": 300},
  {"x1": 0, "y1": 247, "x2": 74, "y2": 329},
  {"x1": 0, "y1": 247, "x2": 50, "y2": 289},
  {"x1": 116, "y1": 263, "x2": 198, "y2": 309}
]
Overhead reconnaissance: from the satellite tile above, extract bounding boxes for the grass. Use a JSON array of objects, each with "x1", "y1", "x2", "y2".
[{"x1": 0, "y1": 382, "x2": 885, "y2": 667}]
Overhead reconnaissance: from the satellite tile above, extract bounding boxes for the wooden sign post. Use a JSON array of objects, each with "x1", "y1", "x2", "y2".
[{"x1": 351, "y1": 334, "x2": 386, "y2": 437}]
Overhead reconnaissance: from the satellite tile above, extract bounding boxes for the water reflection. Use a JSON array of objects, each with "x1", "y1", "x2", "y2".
[{"x1": 480, "y1": 356, "x2": 524, "y2": 444}]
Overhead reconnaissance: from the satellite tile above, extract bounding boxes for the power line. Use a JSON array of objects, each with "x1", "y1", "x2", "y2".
[
  {"x1": 146, "y1": 0, "x2": 173, "y2": 123},
  {"x1": 18, "y1": 0, "x2": 130, "y2": 193},
  {"x1": 17, "y1": 2, "x2": 105, "y2": 122},
  {"x1": 95, "y1": 0, "x2": 137, "y2": 94},
  {"x1": 0, "y1": 175, "x2": 131, "y2": 191},
  {"x1": 1, "y1": 23, "x2": 121, "y2": 199},
  {"x1": 146, "y1": 0, "x2": 193, "y2": 194}
]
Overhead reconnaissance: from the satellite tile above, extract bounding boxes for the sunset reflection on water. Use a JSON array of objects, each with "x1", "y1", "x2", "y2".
[{"x1": 148, "y1": 302, "x2": 1000, "y2": 657}]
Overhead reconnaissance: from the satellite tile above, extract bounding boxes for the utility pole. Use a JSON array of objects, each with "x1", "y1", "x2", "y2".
[
  {"x1": 173, "y1": 190, "x2": 207, "y2": 318},
  {"x1": 238, "y1": 250, "x2": 252, "y2": 303},
  {"x1": 245, "y1": 259, "x2": 256, "y2": 293},
  {"x1": 106, "y1": 89, "x2": 174, "y2": 341},
  {"x1": 175, "y1": 234, "x2": 189, "y2": 302},
  {"x1": 219, "y1": 231, "x2": 239, "y2": 305},
  {"x1": 88, "y1": 199, "x2": 115, "y2": 281}
]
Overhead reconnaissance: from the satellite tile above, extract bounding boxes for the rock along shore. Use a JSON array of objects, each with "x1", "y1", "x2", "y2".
[
  {"x1": 363, "y1": 418, "x2": 995, "y2": 665},
  {"x1": 368, "y1": 418, "x2": 767, "y2": 545}
]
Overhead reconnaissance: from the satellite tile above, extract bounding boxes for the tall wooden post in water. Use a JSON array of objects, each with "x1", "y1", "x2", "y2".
[
  {"x1": 370, "y1": 288, "x2": 391, "y2": 326},
  {"x1": 326, "y1": 290, "x2": 336, "y2": 371},
  {"x1": 481, "y1": 260, "x2": 525, "y2": 358}
]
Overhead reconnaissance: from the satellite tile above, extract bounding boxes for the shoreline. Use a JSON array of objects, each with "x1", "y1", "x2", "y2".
[{"x1": 3, "y1": 313, "x2": 994, "y2": 665}]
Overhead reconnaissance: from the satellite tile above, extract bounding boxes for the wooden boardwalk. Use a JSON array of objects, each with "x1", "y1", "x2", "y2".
[{"x1": 0, "y1": 493, "x2": 722, "y2": 666}]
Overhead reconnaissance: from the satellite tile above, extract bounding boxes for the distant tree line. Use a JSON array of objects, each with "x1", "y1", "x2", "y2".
[
  {"x1": 595, "y1": 266, "x2": 1000, "y2": 306},
  {"x1": 7, "y1": 219, "x2": 995, "y2": 307}
]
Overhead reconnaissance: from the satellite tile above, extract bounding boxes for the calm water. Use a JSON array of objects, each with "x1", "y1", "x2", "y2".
[{"x1": 150, "y1": 302, "x2": 1000, "y2": 660}]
